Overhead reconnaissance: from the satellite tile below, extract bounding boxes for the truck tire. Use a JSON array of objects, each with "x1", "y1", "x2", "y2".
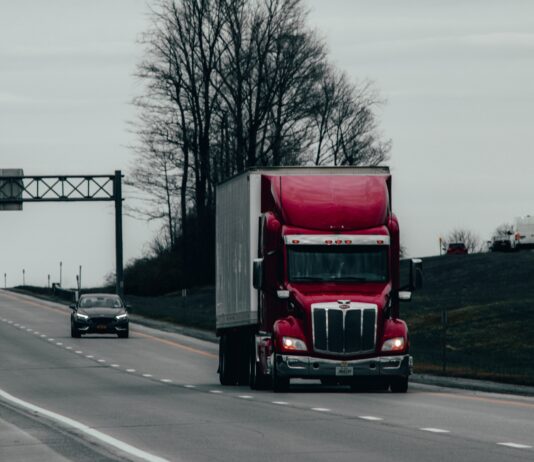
[
  {"x1": 219, "y1": 335, "x2": 238, "y2": 385},
  {"x1": 390, "y1": 376, "x2": 409, "y2": 393},
  {"x1": 236, "y1": 333, "x2": 250, "y2": 386},
  {"x1": 249, "y1": 338, "x2": 269, "y2": 390},
  {"x1": 271, "y1": 357, "x2": 290, "y2": 393}
]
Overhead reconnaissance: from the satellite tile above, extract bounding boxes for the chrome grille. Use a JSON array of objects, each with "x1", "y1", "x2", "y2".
[{"x1": 312, "y1": 303, "x2": 377, "y2": 355}]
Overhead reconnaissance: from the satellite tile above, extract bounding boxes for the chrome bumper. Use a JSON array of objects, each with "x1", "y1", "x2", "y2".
[{"x1": 274, "y1": 354, "x2": 412, "y2": 379}]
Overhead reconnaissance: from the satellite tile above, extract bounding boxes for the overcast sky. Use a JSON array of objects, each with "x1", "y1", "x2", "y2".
[{"x1": 1, "y1": 0, "x2": 533, "y2": 288}]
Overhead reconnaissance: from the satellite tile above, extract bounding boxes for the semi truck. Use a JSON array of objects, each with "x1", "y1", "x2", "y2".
[{"x1": 215, "y1": 167, "x2": 422, "y2": 392}]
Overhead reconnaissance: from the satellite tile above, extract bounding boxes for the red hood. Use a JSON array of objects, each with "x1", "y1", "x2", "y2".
[{"x1": 287, "y1": 282, "x2": 390, "y2": 309}]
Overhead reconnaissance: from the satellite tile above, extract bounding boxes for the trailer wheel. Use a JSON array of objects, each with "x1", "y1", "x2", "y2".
[
  {"x1": 219, "y1": 335, "x2": 238, "y2": 385},
  {"x1": 272, "y1": 357, "x2": 290, "y2": 393},
  {"x1": 390, "y1": 376, "x2": 409, "y2": 393}
]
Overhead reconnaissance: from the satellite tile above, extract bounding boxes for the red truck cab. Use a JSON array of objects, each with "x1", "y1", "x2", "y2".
[{"x1": 216, "y1": 167, "x2": 422, "y2": 392}]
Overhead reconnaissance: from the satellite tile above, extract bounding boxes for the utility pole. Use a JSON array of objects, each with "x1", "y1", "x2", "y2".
[
  {"x1": 78, "y1": 265, "x2": 82, "y2": 292},
  {"x1": 22, "y1": 268, "x2": 25, "y2": 286},
  {"x1": 59, "y1": 261, "x2": 62, "y2": 287},
  {"x1": 4, "y1": 273, "x2": 6, "y2": 289},
  {"x1": 47, "y1": 274, "x2": 50, "y2": 289},
  {"x1": 114, "y1": 171, "x2": 124, "y2": 297},
  {"x1": 441, "y1": 306, "x2": 448, "y2": 374}
]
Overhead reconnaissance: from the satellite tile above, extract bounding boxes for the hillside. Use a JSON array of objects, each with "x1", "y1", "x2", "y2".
[{"x1": 403, "y1": 251, "x2": 534, "y2": 385}]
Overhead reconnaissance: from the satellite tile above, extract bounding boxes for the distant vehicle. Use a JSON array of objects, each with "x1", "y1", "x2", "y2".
[
  {"x1": 446, "y1": 243, "x2": 468, "y2": 255},
  {"x1": 490, "y1": 232, "x2": 516, "y2": 252},
  {"x1": 70, "y1": 294, "x2": 129, "y2": 338},
  {"x1": 514, "y1": 216, "x2": 534, "y2": 249}
]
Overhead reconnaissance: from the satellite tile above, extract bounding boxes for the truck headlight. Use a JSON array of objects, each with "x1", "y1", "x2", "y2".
[
  {"x1": 115, "y1": 313, "x2": 128, "y2": 320},
  {"x1": 381, "y1": 337, "x2": 405, "y2": 352},
  {"x1": 75, "y1": 313, "x2": 89, "y2": 320},
  {"x1": 282, "y1": 336, "x2": 307, "y2": 351}
]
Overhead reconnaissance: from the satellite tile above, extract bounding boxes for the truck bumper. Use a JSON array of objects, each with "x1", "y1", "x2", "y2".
[{"x1": 274, "y1": 354, "x2": 412, "y2": 379}]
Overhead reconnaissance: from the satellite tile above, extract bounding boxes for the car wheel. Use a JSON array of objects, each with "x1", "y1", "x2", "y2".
[
  {"x1": 71, "y1": 323, "x2": 81, "y2": 338},
  {"x1": 117, "y1": 329, "x2": 129, "y2": 339}
]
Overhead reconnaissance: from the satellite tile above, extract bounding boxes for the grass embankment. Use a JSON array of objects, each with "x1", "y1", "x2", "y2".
[{"x1": 403, "y1": 251, "x2": 534, "y2": 385}]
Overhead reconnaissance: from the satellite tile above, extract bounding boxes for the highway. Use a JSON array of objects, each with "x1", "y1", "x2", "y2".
[{"x1": 0, "y1": 290, "x2": 533, "y2": 462}]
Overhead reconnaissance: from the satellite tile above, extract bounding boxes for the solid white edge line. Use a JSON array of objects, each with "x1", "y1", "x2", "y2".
[
  {"x1": 498, "y1": 442, "x2": 532, "y2": 449},
  {"x1": 0, "y1": 388, "x2": 170, "y2": 462},
  {"x1": 420, "y1": 428, "x2": 450, "y2": 434}
]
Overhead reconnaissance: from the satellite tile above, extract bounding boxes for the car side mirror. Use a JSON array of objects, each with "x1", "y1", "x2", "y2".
[
  {"x1": 253, "y1": 258, "x2": 264, "y2": 290},
  {"x1": 125, "y1": 304, "x2": 131, "y2": 310},
  {"x1": 69, "y1": 304, "x2": 76, "y2": 310},
  {"x1": 410, "y1": 258, "x2": 423, "y2": 291}
]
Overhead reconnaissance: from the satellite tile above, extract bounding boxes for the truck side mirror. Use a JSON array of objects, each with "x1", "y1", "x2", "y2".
[
  {"x1": 410, "y1": 258, "x2": 423, "y2": 291},
  {"x1": 253, "y1": 258, "x2": 264, "y2": 290}
]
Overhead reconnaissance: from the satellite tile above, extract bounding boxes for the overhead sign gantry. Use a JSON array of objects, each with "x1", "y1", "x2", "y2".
[{"x1": 0, "y1": 170, "x2": 125, "y2": 296}]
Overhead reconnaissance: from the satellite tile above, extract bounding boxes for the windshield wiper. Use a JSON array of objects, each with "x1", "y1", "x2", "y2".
[{"x1": 291, "y1": 276, "x2": 325, "y2": 281}]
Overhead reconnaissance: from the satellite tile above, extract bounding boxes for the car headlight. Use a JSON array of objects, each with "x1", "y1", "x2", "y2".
[
  {"x1": 282, "y1": 336, "x2": 307, "y2": 352},
  {"x1": 75, "y1": 312, "x2": 89, "y2": 320},
  {"x1": 115, "y1": 313, "x2": 128, "y2": 320},
  {"x1": 381, "y1": 337, "x2": 405, "y2": 352}
]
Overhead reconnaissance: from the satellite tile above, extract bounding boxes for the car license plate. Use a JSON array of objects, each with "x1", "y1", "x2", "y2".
[
  {"x1": 335, "y1": 366, "x2": 353, "y2": 376},
  {"x1": 97, "y1": 324, "x2": 107, "y2": 331}
]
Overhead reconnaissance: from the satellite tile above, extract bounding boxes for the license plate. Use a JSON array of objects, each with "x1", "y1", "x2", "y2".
[
  {"x1": 335, "y1": 366, "x2": 353, "y2": 376},
  {"x1": 96, "y1": 324, "x2": 107, "y2": 331}
]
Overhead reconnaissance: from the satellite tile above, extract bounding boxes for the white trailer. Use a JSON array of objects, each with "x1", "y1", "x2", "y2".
[{"x1": 515, "y1": 216, "x2": 534, "y2": 248}]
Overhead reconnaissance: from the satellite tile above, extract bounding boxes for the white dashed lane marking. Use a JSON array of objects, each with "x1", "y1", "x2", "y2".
[
  {"x1": 5, "y1": 313, "x2": 533, "y2": 455},
  {"x1": 498, "y1": 442, "x2": 532, "y2": 449}
]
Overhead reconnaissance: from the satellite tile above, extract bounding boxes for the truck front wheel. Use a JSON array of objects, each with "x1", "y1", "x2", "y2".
[
  {"x1": 219, "y1": 335, "x2": 238, "y2": 385},
  {"x1": 390, "y1": 376, "x2": 409, "y2": 393},
  {"x1": 249, "y1": 338, "x2": 269, "y2": 390},
  {"x1": 272, "y1": 358, "x2": 290, "y2": 393}
]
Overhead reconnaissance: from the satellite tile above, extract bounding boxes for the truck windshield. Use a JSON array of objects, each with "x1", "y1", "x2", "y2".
[{"x1": 287, "y1": 245, "x2": 388, "y2": 283}]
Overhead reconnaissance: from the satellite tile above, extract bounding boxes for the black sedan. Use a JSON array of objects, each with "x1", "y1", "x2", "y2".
[{"x1": 70, "y1": 294, "x2": 129, "y2": 338}]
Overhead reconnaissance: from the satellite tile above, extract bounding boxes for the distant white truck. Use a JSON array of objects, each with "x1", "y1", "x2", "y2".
[{"x1": 514, "y1": 216, "x2": 534, "y2": 249}]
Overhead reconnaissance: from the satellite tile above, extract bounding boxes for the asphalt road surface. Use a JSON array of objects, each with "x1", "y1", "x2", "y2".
[{"x1": 1, "y1": 289, "x2": 533, "y2": 462}]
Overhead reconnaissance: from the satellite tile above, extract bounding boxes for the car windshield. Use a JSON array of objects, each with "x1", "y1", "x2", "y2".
[
  {"x1": 79, "y1": 296, "x2": 122, "y2": 308},
  {"x1": 287, "y1": 245, "x2": 388, "y2": 283}
]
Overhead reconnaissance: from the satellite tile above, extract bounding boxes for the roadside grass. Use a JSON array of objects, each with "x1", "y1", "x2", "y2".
[{"x1": 403, "y1": 251, "x2": 534, "y2": 385}]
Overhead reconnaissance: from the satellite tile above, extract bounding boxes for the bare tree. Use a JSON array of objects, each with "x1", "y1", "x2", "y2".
[
  {"x1": 130, "y1": 0, "x2": 393, "y2": 286},
  {"x1": 493, "y1": 222, "x2": 514, "y2": 236}
]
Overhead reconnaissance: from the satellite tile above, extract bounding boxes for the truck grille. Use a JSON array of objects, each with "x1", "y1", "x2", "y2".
[{"x1": 312, "y1": 303, "x2": 377, "y2": 355}]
